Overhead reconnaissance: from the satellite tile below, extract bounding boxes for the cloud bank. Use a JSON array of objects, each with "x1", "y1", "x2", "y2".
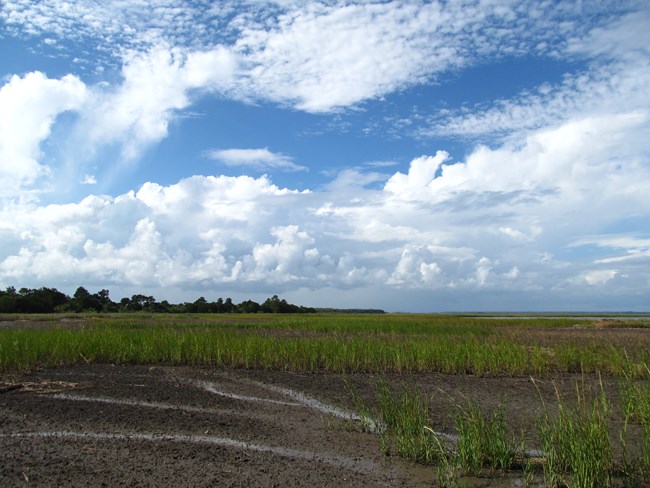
[
  {"x1": 2, "y1": 108, "x2": 648, "y2": 309},
  {"x1": 0, "y1": 1, "x2": 648, "y2": 310}
]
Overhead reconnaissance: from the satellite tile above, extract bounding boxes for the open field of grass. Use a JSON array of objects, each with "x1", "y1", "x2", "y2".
[{"x1": 1, "y1": 313, "x2": 649, "y2": 376}]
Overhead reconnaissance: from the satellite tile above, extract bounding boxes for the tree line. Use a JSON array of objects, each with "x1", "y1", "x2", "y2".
[{"x1": 0, "y1": 286, "x2": 318, "y2": 314}]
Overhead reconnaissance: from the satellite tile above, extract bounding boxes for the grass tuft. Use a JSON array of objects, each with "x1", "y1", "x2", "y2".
[
  {"x1": 454, "y1": 400, "x2": 518, "y2": 474},
  {"x1": 376, "y1": 380, "x2": 445, "y2": 465},
  {"x1": 536, "y1": 378, "x2": 613, "y2": 488}
]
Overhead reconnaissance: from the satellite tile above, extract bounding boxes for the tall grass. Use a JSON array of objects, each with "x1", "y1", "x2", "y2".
[
  {"x1": 1, "y1": 314, "x2": 649, "y2": 376},
  {"x1": 364, "y1": 379, "x2": 650, "y2": 486},
  {"x1": 619, "y1": 367, "x2": 650, "y2": 483},
  {"x1": 375, "y1": 383, "x2": 520, "y2": 482},
  {"x1": 454, "y1": 401, "x2": 518, "y2": 474},
  {"x1": 375, "y1": 381, "x2": 445, "y2": 465},
  {"x1": 536, "y1": 379, "x2": 613, "y2": 488}
]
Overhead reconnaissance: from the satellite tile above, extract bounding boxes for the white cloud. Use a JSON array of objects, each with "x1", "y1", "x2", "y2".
[
  {"x1": 0, "y1": 44, "x2": 236, "y2": 202},
  {"x1": 2, "y1": 1, "x2": 641, "y2": 115},
  {"x1": 475, "y1": 257, "x2": 492, "y2": 287},
  {"x1": 1, "y1": 124, "x2": 649, "y2": 308},
  {"x1": 225, "y1": 1, "x2": 631, "y2": 112},
  {"x1": 80, "y1": 45, "x2": 237, "y2": 161},
  {"x1": 230, "y1": 2, "x2": 517, "y2": 112},
  {"x1": 384, "y1": 151, "x2": 449, "y2": 200},
  {"x1": 1, "y1": 2, "x2": 649, "y2": 310},
  {"x1": 583, "y1": 269, "x2": 618, "y2": 286},
  {"x1": 207, "y1": 147, "x2": 307, "y2": 172},
  {"x1": 425, "y1": 7, "x2": 650, "y2": 140},
  {"x1": 0, "y1": 71, "x2": 87, "y2": 198}
]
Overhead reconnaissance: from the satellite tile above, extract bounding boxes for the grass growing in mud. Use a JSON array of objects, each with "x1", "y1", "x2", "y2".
[
  {"x1": 360, "y1": 378, "x2": 650, "y2": 487},
  {"x1": 1, "y1": 313, "x2": 649, "y2": 376},
  {"x1": 536, "y1": 378, "x2": 613, "y2": 488},
  {"x1": 366, "y1": 381, "x2": 521, "y2": 486},
  {"x1": 619, "y1": 367, "x2": 650, "y2": 484},
  {"x1": 454, "y1": 401, "x2": 519, "y2": 474}
]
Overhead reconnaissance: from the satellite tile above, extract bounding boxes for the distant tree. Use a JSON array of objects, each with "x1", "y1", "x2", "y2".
[
  {"x1": 95, "y1": 289, "x2": 115, "y2": 311},
  {"x1": 213, "y1": 298, "x2": 225, "y2": 313},
  {"x1": 223, "y1": 297, "x2": 236, "y2": 313},
  {"x1": 121, "y1": 294, "x2": 155, "y2": 311},
  {"x1": 0, "y1": 285, "x2": 319, "y2": 315},
  {"x1": 261, "y1": 295, "x2": 298, "y2": 313},
  {"x1": 12, "y1": 287, "x2": 69, "y2": 313},
  {"x1": 0, "y1": 287, "x2": 18, "y2": 313},
  {"x1": 194, "y1": 296, "x2": 210, "y2": 313},
  {"x1": 238, "y1": 299, "x2": 261, "y2": 313},
  {"x1": 157, "y1": 300, "x2": 172, "y2": 313},
  {"x1": 73, "y1": 286, "x2": 101, "y2": 312},
  {"x1": 117, "y1": 297, "x2": 127, "y2": 309}
]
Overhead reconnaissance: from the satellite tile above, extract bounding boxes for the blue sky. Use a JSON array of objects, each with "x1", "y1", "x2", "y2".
[{"x1": 0, "y1": 1, "x2": 649, "y2": 311}]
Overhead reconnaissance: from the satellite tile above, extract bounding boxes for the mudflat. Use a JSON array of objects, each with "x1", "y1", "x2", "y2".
[{"x1": 0, "y1": 362, "x2": 641, "y2": 487}]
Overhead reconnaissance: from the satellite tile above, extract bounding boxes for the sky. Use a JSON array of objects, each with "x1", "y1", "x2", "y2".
[{"x1": 0, "y1": 0, "x2": 649, "y2": 312}]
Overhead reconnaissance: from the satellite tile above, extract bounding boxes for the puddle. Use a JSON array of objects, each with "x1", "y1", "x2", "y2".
[{"x1": 2, "y1": 431, "x2": 383, "y2": 474}]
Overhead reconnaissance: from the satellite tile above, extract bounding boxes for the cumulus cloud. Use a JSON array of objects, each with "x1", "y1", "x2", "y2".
[
  {"x1": 583, "y1": 269, "x2": 618, "y2": 286},
  {"x1": 0, "y1": 46, "x2": 238, "y2": 204},
  {"x1": 384, "y1": 151, "x2": 449, "y2": 200},
  {"x1": 207, "y1": 148, "x2": 307, "y2": 172},
  {"x1": 0, "y1": 71, "x2": 87, "y2": 198},
  {"x1": 2, "y1": 101, "x2": 648, "y2": 305}
]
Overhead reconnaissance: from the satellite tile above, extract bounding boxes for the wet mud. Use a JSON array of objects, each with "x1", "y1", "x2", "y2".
[{"x1": 0, "y1": 363, "x2": 643, "y2": 487}]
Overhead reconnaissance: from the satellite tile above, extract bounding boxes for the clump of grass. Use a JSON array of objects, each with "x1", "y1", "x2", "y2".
[
  {"x1": 536, "y1": 378, "x2": 613, "y2": 488},
  {"x1": 376, "y1": 380, "x2": 444, "y2": 465},
  {"x1": 454, "y1": 400, "x2": 518, "y2": 474},
  {"x1": 619, "y1": 365, "x2": 650, "y2": 483},
  {"x1": 343, "y1": 378, "x2": 376, "y2": 433}
]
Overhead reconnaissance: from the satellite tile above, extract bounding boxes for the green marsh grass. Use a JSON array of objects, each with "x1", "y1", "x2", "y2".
[
  {"x1": 619, "y1": 367, "x2": 650, "y2": 483},
  {"x1": 536, "y1": 379, "x2": 613, "y2": 488},
  {"x1": 4, "y1": 314, "x2": 650, "y2": 485},
  {"x1": 375, "y1": 380, "x2": 444, "y2": 465},
  {"x1": 454, "y1": 401, "x2": 518, "y2": 474},
  {"x1": 1, "y1": 314, "x2": 649, "y2": 376}
]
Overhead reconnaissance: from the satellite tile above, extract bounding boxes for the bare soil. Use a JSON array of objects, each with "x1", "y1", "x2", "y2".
[{"x1": 1, "y1": 363, "x2": 645, "y2": 487}]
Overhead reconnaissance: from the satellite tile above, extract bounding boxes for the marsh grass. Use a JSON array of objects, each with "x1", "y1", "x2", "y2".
[
  {"x1": 375, "y1": 380, "x2": 444, "y2": 464},
  {"x1": 374, "y1": 383, "x2": 520, "y2": 485},
  {"x1": 343, "y1": 379, "x2": 375, "y2": 433},
  {"x1": 370, "y1": 379, "x2": 650, "y2": 487},
  {"x1": 619, "y1": 366, "x2": 650, "y2": 483},
  {"x1": 454, "y1": 401, "x2": 519, "y2": 474},
  {"x1": 536, "y1": 378, "x2": 613, "y2": 488},
  {"x1": 2, "y1": 314, "x2": 648, "y2": 376}
]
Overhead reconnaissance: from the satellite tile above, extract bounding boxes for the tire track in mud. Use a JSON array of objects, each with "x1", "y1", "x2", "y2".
[
  {"x1": 195, "y1": 379, "x2": 379, "y2": 430},
  {"x1": 2, "y1": 371, "x2": 399, "y2": 482},
  {"x1": 1, "y1": 431, "x2": 383, "y2": 475}
]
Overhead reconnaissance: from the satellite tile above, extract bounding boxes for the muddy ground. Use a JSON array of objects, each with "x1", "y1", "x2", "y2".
[
  {"x1": 1, "y1": 316, "x2": 648, "y2": 486},
  {"x1": 0, "y1": 362, "x2": 643, "y2": 487}
]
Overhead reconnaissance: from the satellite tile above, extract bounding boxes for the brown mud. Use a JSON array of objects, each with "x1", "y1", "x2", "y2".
[{"x1": 1, "y1": 362, "x2": 646, "y2": 487}]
